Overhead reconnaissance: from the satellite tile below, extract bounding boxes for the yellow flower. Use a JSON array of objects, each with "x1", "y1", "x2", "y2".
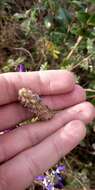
[{"x1": 45, "y1": 40, "x2": 60, "y2": 59}]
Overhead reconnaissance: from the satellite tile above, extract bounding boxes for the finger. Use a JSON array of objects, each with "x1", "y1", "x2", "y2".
[
  {"x1": 0, "y1": 85, "x2": 85, "y2": 130},
  {"x1": 42, "y1": 85, "x2": 86, "y2": 109},
  {"x1": 0, "y1": 70, "x2": 75, "y2": 105},
  {"x1": 0, "y1": 120, "x2": 86, "y2": 190},
  {"x1": 0, "y1": 102, "x2": 94, "y2": 163}
]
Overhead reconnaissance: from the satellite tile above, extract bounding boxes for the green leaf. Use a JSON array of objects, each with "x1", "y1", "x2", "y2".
[
  {"x1": 91, "y1": 98, "x2": 95, "y2": 106},
  {"x1": 89, "y1": 0, "x2": 95, "y2": 4},
  {"x1": 50, "y1": 31, "x2": 65, "y2": 46},
  {"x1": 71, "y1": 24, "x2": 81, "y2": 36},
  {"x1": 71, "y1": 0, "x2": 83, "y2": 7},
  {"x1": 76, "y1": 11, "x2": 89, "y2": 24},
  {"x1": 47, "y1": 0, "x2": 59, "y2": 12},
  {"x1": 0, "y1": 0, "x2": 8, "y2": 8},
  {"x1": 88, "y1": 14, "x2": 95, "y2": 26},
  {"x1": 56, "y1": 7, "x2": 72, "y2": 24}
]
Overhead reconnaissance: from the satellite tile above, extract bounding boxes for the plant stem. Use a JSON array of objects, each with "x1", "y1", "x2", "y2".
[{"x1": 66, "y1": 36, "x2": 83, "y2": 60}]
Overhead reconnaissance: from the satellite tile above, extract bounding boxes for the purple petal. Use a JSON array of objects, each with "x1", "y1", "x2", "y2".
[
  {"x1": 47, "y1": 184, "x2": 54, "y2": 190},
  {"x1": 17, "y1": 64, "x2": 26, "y2": 72},
  {"x1": 54, "y1": 181, "x2": 64, "y2": 189},
  {"x1": 54, "y1": 174, "x2": 64, "y2": 189},
  {"x1": 35, "y1": 175, "x2": 45, "y2": 181},
  {"x1": 56, "y1": 165, "x2": 65, "y2": 173},
  {"x1": 43, "y1": 176, "x2": 50, "y2": 187}
]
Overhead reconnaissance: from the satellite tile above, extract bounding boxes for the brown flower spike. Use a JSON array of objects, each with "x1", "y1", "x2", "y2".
[{"x1": 18, "y1": 88, "x2": 55, "y2": 121}]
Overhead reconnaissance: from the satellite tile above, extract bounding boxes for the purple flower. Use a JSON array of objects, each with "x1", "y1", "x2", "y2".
[
  {"x1": 35, "y1": 165, "x2": 65, "y2": 190},
  {"x1": 54, "y1": 181, "x2": 64, "y2": 189},
  {"x1": 54, "y1": 173, "x2": 64, "y2": 189},
  {"x1": 43, "y1": 176, "x2": 54, "y2": 190},
  {"x1": 52, "y1": 166, "x2": 65, "y2": 189},
  {"x1": 35, "y1": 175, "x2": 45, "y2": 181},
  {"x1": 56, "y1": 165, "x2": 65, "y2": 174},
  {"x1": 43, "y1": 176, "x2": 50, "y2": 187},
  {"x1": 17, "y1": 64, "x2": 26, "y2": 72},
  {"x1": 47, "y1": 183, "x2": 54, "y2": 190}
]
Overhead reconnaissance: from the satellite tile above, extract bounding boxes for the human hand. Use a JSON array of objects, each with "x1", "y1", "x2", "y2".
[{"x1": 0, "y1": 70, "x2": 94, "y2": 190}]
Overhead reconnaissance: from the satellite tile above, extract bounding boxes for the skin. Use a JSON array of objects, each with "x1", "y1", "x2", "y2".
[{"x1": 0, "y1": 70, "x2": 94, "y2": 190}]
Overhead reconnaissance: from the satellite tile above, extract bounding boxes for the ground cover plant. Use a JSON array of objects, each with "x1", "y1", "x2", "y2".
[{"x1": 0, "y1": 0, "x2": 95, "y2": 189}]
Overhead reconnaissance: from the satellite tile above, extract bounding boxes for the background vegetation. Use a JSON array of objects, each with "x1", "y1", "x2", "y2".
[{"x1": 0, "y1": 0, "x2": 95, "y2": 189}]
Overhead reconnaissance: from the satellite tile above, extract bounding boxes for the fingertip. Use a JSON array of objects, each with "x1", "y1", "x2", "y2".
[
  {"x1": 62, "y1": 120, "x2": 86, "y2": 146},
  {"x1": 80, "y1": 102, "x2": 95, "y2": 124},
  {"x1": 62, "y1": 71, "x2": 75, "y2": 92},
  {"x1": 52, "y1": 120, "x2": 86, "y2": 157},
  {"x1": 66, "y1": 120, "x2": 86, "y2": 139},
  {"x1": 75, "y1": 85, "x2": 86, "y2": 101}
]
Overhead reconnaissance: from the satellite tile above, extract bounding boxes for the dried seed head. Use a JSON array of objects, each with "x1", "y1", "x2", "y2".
[{"x1": 18, "y1": 88, "x2": 55, "y2": 121}]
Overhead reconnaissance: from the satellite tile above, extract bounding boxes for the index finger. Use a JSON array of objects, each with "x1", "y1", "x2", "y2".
[{"x1": 0, "y1": 70, "x2": 75, "y2": 105}]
